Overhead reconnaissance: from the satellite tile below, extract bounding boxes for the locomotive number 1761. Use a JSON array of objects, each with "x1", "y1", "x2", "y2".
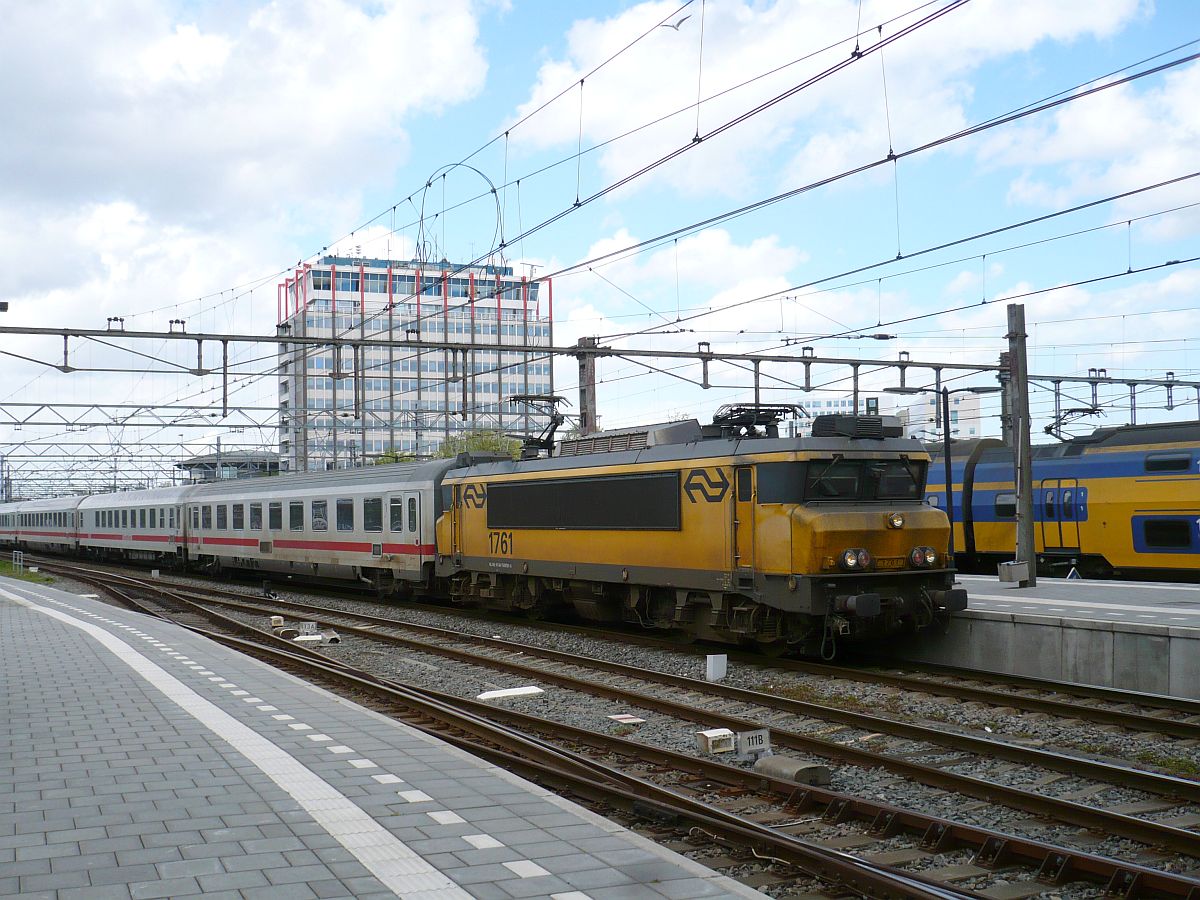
[{"x1": 488, "y1": 530, "x2": 514, "y2": 555}]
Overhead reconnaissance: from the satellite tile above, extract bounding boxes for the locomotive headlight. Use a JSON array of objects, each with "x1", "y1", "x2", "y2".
[
  {"x1": 909, "y1": 546, "x2": 938, "y2": 568},
  {"x1": 841, "y1": 548, "x2": 872, "y2": 570},
  {"x1": 887, "y1": 512, "x2": 905, "y2": 529}
]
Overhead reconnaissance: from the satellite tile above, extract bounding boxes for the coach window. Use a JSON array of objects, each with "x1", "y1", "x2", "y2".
[
  {"x1": 312, "y1": 500, "x2": 328, "y2": 531},
  {"x1": 216, "y1": 505, "x2": 228, "y2": 530},
  {"x1": 390, "y1": 498, "x2": 404, "y2": 532},
  {"x1": 337, "y1": 499, "x2": 354, "y2": 531},
  {"x1": 232, "y1": 503, "x2": 244, "y2": 530},
  {"x1": 408, "y1": 498, "x2": 417, "y2": 533},
  {"x1": 200, "y1": 506, "x2": 212, "y2": 530},
  {"x1": 1044, "y1": 490, "x2": 1056, "y2": 520},
  {"x1": 1062, "y1": 490, "x2": 1074, "y2": 519},
  {"x1": 1144, "y1": 518, "x2": 1191, "y2": 549},
  {"x1": 122, "y1": 510, "x2": 128, "y2": 528},
  {"x1": 994, "y1": 493, "x2": 1017, "y2": 519},
  {"x1": 191, "y1": 507, "x2": 199, "y2": 529},
  {"x1": 250, "y1": 503, "x2": 263, "y2": 530},
  {"x1": 364, "y1": 498, "x2": 382, "y2": 533},
  {"x1": 170, "y1": 508, "x2": 176, "y2": 529},
  {"x1": 139, "y1": 509, "x2": 146, "y2": 529},
  {"x1": 149, "y1": 509, "x2": 156, "y2": 529},
  {"x1": 289, "y1": 501, "x2": 304, "y2": 531},
  {"x1": 269, "y1": 502, "x2": 282, "y2": 531},
  {"x1": 1145, "y1": 453, "x2": 1191, "y2": 473}
]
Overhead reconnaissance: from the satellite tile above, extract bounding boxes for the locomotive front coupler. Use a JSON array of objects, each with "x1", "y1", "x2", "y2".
[{"x1": 833, "y1": 592, "x2": 881, "y2": 617}]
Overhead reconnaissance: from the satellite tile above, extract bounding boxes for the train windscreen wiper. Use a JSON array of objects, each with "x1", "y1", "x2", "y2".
[
  {"x1": 806, "y1": 454, "x2": 844, "y2": 498},
  {"x1": 897, "y1": 453, "x2": 921, "y2": 489}
]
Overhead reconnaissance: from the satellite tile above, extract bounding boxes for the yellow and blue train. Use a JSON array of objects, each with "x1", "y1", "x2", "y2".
[{"x1": 927, "y1": 421, "x2": 1200, "y2": 579}]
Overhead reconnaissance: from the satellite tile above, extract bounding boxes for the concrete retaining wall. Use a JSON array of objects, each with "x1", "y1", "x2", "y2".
[{"x1": 893, "y1": 611, "x2": 1200, "y2": 700}]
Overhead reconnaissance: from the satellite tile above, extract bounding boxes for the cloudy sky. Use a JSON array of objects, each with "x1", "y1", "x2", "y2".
[{"x1": 1, "y1": 0, "x2": 1198, "y2": 487}]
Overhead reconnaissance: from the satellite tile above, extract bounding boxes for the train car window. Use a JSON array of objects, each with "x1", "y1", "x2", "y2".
[
  {"x1": 363, "y1": 498, "x2": 382, "y2": 533},
  {"x1": 216, "y1": 505, "x2": 228, "y2": 530},
  {"x1": 337, "y1": 499, "x2": 354, "y2": 531},
  {"x1": 122, "y1": 510, "x2": 129, "y2": 529},
  {"x1": 170, "y1": 508, "x2": 176, "y2": 529},
  {"x1": 201, "y1": 506, "x2": 213, "y2": 530},
  {"x1": 803, "y1": 460, "x2": 861, "y2": 500},
  {"x1": 1144, "y1": 518, "x2": 1192, "y2": 548},
  {"x1": 757, "y1": 463, "x2": 805, "y2": 503},
  {"x1": 994, "y1": 493, "x2": 1017, "y2": 518},
  {"x1": 312, "y1": 500, "x2": 328, "y2": 531},
  {"x1": 1145, "y1": 453, "x2": 1191, "y2": 473},
  {"x1": 150, "y1": 509, "x2": 156, "y2": 529},
  {"x1": 269, "y1": 502, "x2": 282, "y2": 531},
  {"x1": 1062, "y1": 490, "x2": 1074, "y2": 519},
  {"x1": 1044, "y1": 490, "x2": 1056, "y2": 520},
  {"x1": 191, "y1": 507, "x2": 199, "y2": 529},
  {"x1": 232, "y1": 504, "x2": 245, "y2": 530},
  {"x1": 139, "y1": 509, "x2": 146, "y2": 529},
  {"x1": 390, "y1": 498, "x2": 404, "y2": 532},
  {"x1": 736, "y1": 468, "x2": 753, "y2": 502},
  {"x1": 488, "y1": 472, "x2": 681, "y2": 531},
  {"x1": 290, "y1": 501, "x2": 304, "y2": 531},
  {"x1": 876, "y1": 460, "x2": 926, "y2": 500},
  {"x1": 408, "y1": 498, "x2": 417, "y2": 533},
  {"x1": 250, "y1": 503, "x2": 263, "y2": 530}
]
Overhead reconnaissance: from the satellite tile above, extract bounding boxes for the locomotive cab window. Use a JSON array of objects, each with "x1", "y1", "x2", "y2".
[
  {"x1": 756, "y1": 462, "x2": 804, "y2": 504},
  {"x1": 802, "y1": 457, "x2": 926, "y2": 501}
]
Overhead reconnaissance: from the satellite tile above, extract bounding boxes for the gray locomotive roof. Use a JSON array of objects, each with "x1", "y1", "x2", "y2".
[
  {"x1": 449, "y1": 435, "x2": 928, "y2": 479},
  {"x1": 185, "y1": 457, "x2": 465, "y2": 499}
]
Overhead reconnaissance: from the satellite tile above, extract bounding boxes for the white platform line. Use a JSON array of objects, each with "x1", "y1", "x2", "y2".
[{"x1": 2, "y1": 589, "x2": 470, "y2": 899}]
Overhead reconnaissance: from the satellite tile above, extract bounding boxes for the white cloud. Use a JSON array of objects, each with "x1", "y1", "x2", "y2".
[
  {"x1": 0, "y1": 0, "x2": 488, "y2": 221},
  {"x1": 988, "y1": 60, "x2": 1200, "y2": 236}
]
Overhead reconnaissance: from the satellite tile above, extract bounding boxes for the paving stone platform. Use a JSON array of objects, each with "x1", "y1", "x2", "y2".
[{"x1": 0, "y1": 577, "x2": 763, "y2": 899}]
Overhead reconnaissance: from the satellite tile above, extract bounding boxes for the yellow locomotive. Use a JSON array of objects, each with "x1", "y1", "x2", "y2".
[{"x1": 437, "y1": 408, "x2": 966, "y2": 655}]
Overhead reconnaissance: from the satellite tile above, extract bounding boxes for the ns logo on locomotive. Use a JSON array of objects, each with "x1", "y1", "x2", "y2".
[{"x1": 0, "y1": 406, "x2": 967, "y2": 657}]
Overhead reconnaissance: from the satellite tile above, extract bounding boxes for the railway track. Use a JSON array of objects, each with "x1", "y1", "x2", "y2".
[{"x1": 34, "y1": 560, "x2": 1200, "y2": 898}]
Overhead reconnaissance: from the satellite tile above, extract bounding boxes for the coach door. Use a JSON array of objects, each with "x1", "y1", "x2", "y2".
[
  {"x1": 403, "y1": 491, "x2": 422, "y2": 554},
  {"x1": 733, "y1": 466, "x2": 755, "y2": 577},
  {"x1": 1040, "y1": 478, "x2": 1080, "y2": 551}
]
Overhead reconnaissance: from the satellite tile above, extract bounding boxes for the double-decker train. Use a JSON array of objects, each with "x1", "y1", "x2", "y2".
[
  {"x1": 927, "y1": 421, "x2": 1200, "y2": 579},
  {"x1": 0, "y1": 411, "x2": 966, "y2": 654}
]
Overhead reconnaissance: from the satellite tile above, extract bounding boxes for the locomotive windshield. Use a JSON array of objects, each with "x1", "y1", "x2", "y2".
[{"x1": 757, "y1": 456, "x2": 926, "y2": 503}]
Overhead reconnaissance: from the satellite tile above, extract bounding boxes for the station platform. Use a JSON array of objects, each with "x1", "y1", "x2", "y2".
[
  {"x1": 0, "y1": 577, "x2": 762, "y2": 900},
  {"x1": 894, "y1": 574, "x2": 1200, "y2": 699},
  {"x1": 956, "y1": 573, "x2": 1200, "y2": 628}
]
